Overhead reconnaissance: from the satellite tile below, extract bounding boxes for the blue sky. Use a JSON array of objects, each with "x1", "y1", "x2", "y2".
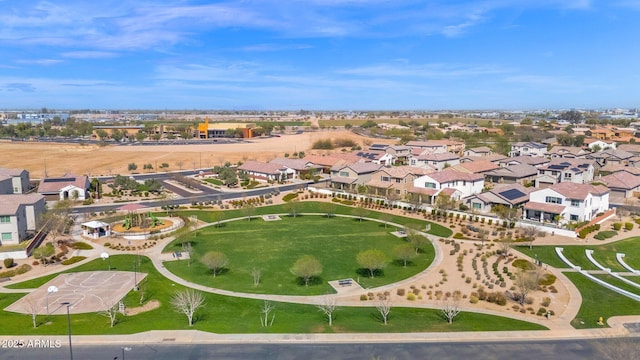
[{"x1": 0, "y1": 0, "x2": 639, "y2": 110}]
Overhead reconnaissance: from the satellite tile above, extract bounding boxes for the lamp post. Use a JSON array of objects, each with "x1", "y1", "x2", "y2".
[
  {"x1": 101, "y1": 252, "x2": 111, "y2": 271},
  {"x1": 133, "y1": 259, "x2": 138, "y2": 291},
  {"x1": 61, "y1": 302, "x2": 73, "y2": 360},
  {"x1": 121, "y1": 346, "x2": 132, "y2": 360},
  {"x1": 46, "y1": 285, "x2": 58, "y2": 314}
]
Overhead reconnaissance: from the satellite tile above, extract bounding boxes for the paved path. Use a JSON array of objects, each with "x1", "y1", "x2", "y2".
[{"x1": 2, "y1": 209, "x2": 639, "y2": 345}]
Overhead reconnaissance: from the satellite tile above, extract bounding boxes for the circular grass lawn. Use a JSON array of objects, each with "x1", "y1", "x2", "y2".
[{"x1": 164, "y1": 215, "x2": 435, "y2": 295}]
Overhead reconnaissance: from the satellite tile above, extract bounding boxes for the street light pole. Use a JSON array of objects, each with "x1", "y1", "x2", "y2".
[
  {"x1": 133, "y1": 260, "x2": 138, "y2": 290},
  {"x1": 61, "y1": 302, "x2": 73, "y2": 360},
  {"x1": 121, "y1": 346, "x2": 132, "y2": 360}
]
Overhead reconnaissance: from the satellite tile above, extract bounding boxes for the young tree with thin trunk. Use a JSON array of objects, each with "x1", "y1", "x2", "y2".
[
  {"x1": 101, "y1": 302, "x2": 119, "y2": 327},
  {"x1": 499, "y1": 234, "x2": 513, "y2": 258},
  {"x1": 251, "y1": 268, "x2": 262, "y2": 287},
  {"x1": 24, "y1": 298, "x2": 39, "y2": 329},
  {"x1": 260, "y1": 300, "x2": 275, "y2": 327},
  {"x1": 290, "y1": 255, "x2": 323, "y2": 286},
  {"x1": 520, "y1": 225, "x2": 538, "y2": 250},
  {"x1": 356, "y1": 249, "x2": 388, "y2": 278},
  {"x1": 201, "y1": 251, "x2": 229, "y2": 277},
  {"x1": 393, "y1": 244, "x2": 418, "y2": 267},
  {"x1": 406, "y1": 226, "x2": 430, "y2": 254},
  {"x1": 514, "y1": 271, "x2": 538, "y2": 306},
  {"x1": 242, "y1": 202, "x2": 256, "y2": 221},
  {"x1": 477, "y1": 228, "x2": 489, "y2": 247},
  {"x1": 352, "y1": 203, "x2": 367, "y2": 222},
  {"x1": 375, "y1": 297, "x2": 392, "y2": 325},
  {"x1": 317, "y1": 296, "x2": 337, "y2": 327},
  {"x1": 171, "y1": 289, "x2": 206, "y2": 326},
  {"x1": 379, "y1": 213, "x2": 393, "y2": 228},
  {"x1": 441, "y1": 293, "x2": 462, "y2": 324}
]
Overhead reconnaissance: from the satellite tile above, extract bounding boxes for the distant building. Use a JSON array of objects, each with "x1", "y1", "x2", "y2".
[
  {"x1": 196, "y1": 118, "x2": 256, "y2": 138},
  {"x1": 37, "y1": 175, "x2": 90, "y2": 201}
]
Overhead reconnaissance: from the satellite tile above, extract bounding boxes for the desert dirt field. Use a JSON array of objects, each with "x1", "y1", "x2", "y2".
[{"x1": 0, "y1": 131, "x2": 394, "y2": 179}]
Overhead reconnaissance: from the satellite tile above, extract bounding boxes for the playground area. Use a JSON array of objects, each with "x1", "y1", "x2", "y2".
[
  {"x1": 5, "y1": 271, "x2": 147, "y2": 315},
  {"x1": 111, "y1": 212, "x2": 174, "y2": 233}
]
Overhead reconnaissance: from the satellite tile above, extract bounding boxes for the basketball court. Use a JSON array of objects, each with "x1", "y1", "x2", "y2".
[{"x1": 4, "y1": 271, "x2": 147, "y2": 315}]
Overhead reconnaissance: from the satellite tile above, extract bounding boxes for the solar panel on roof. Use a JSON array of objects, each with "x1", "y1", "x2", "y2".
[
  {"x1": 548, "y1": 164, "x2": 566, "y2": 170},
  {"x1": 498, "y1": 188, "x2": 526, "y2": 201},
  {"x1": 43, "y1": 177, "x2": 75, "y2": 183}
]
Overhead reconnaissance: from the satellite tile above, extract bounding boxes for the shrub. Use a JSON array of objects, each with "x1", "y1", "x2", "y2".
[
  {"x1": 282, "y1": 193, "x2": 299, "y2": 202},
  {"x1": 541, "y1": 297, "x2": 551, "y2": 307},
  {"x1": 453, "y1": 232, "x2": 465, "y2": 239},
  {"x1": 512, "y1": 259, "x2": 536, "y2": 271},
  {"x1": 407, "y1": 293, "x2": 416, "y2": 301},
  {"x1": 625, "y1": 222, "x2": 634, "y2": 231},
  {"x1": 3, "y1": 258, "x2": 14, "y2": 269},
  {"x1": 469, "y1": 295, "x2": 479, "y2": 304},
  {"x1": 397, "y1": 288, "x2": 406, "y2": 296},
  {"x1": 69, "y1": 242, "x2": 94, "y2": 250},
  {"x1": 360, "y1": 294, "x2": 368, "y2": 301},
  {"x1": 613, "y1": 223, "x2": 622, "y2": 231},
  {"x1": 539, "y1": 273, "x2": 557, "y2": 286},
  {"x1": 61, "y1": 256, "x2": 86, "y2": 265}
]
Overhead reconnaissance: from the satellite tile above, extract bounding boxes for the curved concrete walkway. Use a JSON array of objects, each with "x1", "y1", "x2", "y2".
[{"x1": 2, "y1": 210, "x2": 639, "y2": 344}]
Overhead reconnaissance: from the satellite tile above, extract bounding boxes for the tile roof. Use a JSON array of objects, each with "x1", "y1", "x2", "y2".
[
  {"x1": 451, "y1": 160, "x2": 499, "y2": 174},
  {"x1": 406, "y1": 140, "x2": 464, "y2": 148},
  {"x1": 547, "y1": 182, "x2": 609, "y2": 199},
  {"x1": 0, "y1": 167, "x2": 27, "y2": 177},
  {"x1": 238, "y1": 161, "x2": 285, "y2": 175},
  {"x1": 270, "y1": 157, "x2": 318, "y2": 171},
  {"x1": 485, "y1": 164, "x2": 538, "y2": 178},
  {"x1": 303, "y1": 154, "x2": 345, "y2": 167},
  {"x1": 466, "y1": 146, "x2": 492, "y2": 154},
  {"x1": 416, "y1": 152, "x2": 460, "y2": 161},
  {"x1": 500, "y1": 156, "x2": 550, "y2": 166},
  {"x1": 0, "y1": 194, "x2": 44, "y2": 216},
  {"x1": 600, "y1": 171, "x2": 640, "y2": 190},
  {"x1": 37, "y1": 174, "x2": 88, "y2": 194},
  {"x1": 423, "y1": 168, "x2": 484, "y2": 183},
  {"x1": 377, "y1": 165, "x2": 433, "y2": 178},
  {"x1": 524, "y1": 202, "x2": 566, "y2": 214}
]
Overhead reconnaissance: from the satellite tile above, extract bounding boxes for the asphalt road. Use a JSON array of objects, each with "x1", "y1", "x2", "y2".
[{"x1": 0, "y1": 338, "x2": 635, "y2": 360}]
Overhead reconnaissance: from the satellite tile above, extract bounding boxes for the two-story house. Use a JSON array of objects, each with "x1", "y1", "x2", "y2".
[
  {"x1": 385, "y1": 145, "x2": 412, "y2": 165},
  {"x1": 410, "y1": 152, "x2": 460, "y2": 170},
  {"x1": 483, "y1": 164, "x2": 538, "y2": 186},
  {"x1": 463, "y1": 183, "x2": 534, "y2": 213},
  {"x1": 330, "y1": 162, "x2": 384, "y2": 192},
  {"x1": 534, "y1": 158, "x2": 595, "y2": 188},
  {"x1": 406, "y1": 140, "x2": 465, "y2": 155},
  {"x1": 524, "y1": 182, "x2": 609, "y2": 223},
  {"x1": 0, "y1": 194, "x2": 45, "y2": 245},
  {"x1": 366, "y1": 166, "x2": 432, "y2": 200},
  {"x1": 509, "y1": 142, "x2": 548, "y2": 157},
  {"x1": 412, "y1": 168, "x2": 484, "y2": 202},
  {"x1": 0, "y1": 168, "x2": 31, "y2": 194}
]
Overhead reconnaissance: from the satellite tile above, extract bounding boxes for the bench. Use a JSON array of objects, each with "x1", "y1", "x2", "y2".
[{"x1": 338, "y1": 279, "x2": 352, "y2": 286}]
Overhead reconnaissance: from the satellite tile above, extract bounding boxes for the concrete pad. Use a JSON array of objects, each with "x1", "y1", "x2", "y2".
[{"x1": 4, "y1": 271, "x2": 147, "y2": 315}]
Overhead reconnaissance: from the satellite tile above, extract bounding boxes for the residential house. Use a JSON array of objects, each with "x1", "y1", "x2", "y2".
[
  {"x1": 463, "y1": 146, "x2": 493, "y2": 157},
  {"x1": 460, "y1": 153, "x2": 508, "y2": 164},
  {"x1": 498, "y1": 156, "x2": 550, "y2": 168},
  {"x1": 534, "y1": 158, "x2": 595, "y2": 188},
  {"x1": 238, "y1": 161, "x2": 294, "y2": 182},
  {"x1": 37, "y1": 174, "x2": 90, "y2": 201},
  {"x1": 547, "y1": 146, "x2": 589, "y2": 159},
  {"x1": 463, "y1": 183, "x2": 533, "y2": 213},
  {"x1": 617, "y1": 144, "x2": 640, "y2": 155},
  {"x1": 410, "y1": 152, "x2": 460, "y2": 170},
  {"x1": 509, "y1": 142, "x2": 547, "y2": 157},
  {"x1": 406, "y1": 140, "x2": 465, "y2": 155},
  {"x1": 483, "y1": 164, "x2": 538, "y2": 186},
  {"x1": 586, "y1": 148, "x2": 633, "y2": 167},
  {"x1": 599, "y1": 171, "x2": 640, "y2": 201},
  {"x1": 412, "y1": 168, "x2": 484, "y2": 202},
  {"x1": 354, "y1": 150, "x2": 394, "y2": 165},
  {"x1": 366, "y1": 166, "x2": 432, "y2": 200},
  {"x1": 0, "y1": 193, "x2": 46, "y2": 245},
  {"x1": 385, "y1": 145, "x2": 412, "y2": 165},
  {"x1": 330, "y1": 162, "x2": 384, "y2": 192},
  {"x1": 449, "y1": 160, "x2": 500, "y2": 175},
  {"x1": 303, "y1": 154, "x2": 349, "y2": 174},
  {"x1": 524, "y1": 183, "x2": 609, "y2": 223},
  {"x1": 582, "y1": 138, "x2": 616, "y2": 151},
  {"x1": 0, "y1": 168, "x2": 31, "y2": 194},
  {"x1": 269, "y1": 158, "x2": 323, "y2": 179}
]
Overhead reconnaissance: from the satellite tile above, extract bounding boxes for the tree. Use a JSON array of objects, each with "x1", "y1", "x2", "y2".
[
  {"x1": 352, "y1": 203, "x2": 367, "y2": 222},
  {"x1": 24, "y1": 297, "x2": 39, "y2": 328},
  {"x1": 520, "y1": 225, "x2": 538, "y2": 250},
  {"x1": 290, "y1": 255, "x2": 322, "y2": 286},
  {"x1": 477, "y1": 228, "x2": 489, "y2": 248},
  {"x1": 393, "y1": 244, "x2": 418, "y2": 267},
  {"x1": 242, "y1": 202, "x2": 256, "y2": 221},
  {"x1": 441, "y1": 292, "x2": 461, "y2": 324},
  {"x1": 317, "y1": 296, "x2": 337, "y2": 327},
  {"x1": 201, "y1": 251, "x2": 229, "y2": 277},
  {"x1": 356, "y1": 249, "x2": 388, "y2": 278},
  {"x1": 320, "y1": 201, "x2": 336, "y2": 218},
  {"x1": 379, "y1": 213, "x2": 393, "y2": 228},
  {"x1": 375, "y1": 297, "x2": 392, "y2": 325},
  {"x1": 170, "y1": 289, "x2": 205, "y2": 326},
  {"x1": 498, "y1": 235, "x2": 513, "y2": 258},
  {"x1": 260, "y1": 300, "x2": 275, "y2": 327},
  {"x1": 128, "y1": 163, "x2": 138, "y2": 171},
  {"x1": 514, "y1": 271, "x2": 538, "y2": 306},
  {"x1": 284, "y1": 199, "x2": 302, "y2": 218},
  {"x1": 101, "y1": 302, "x2": 119, "y2": 327},
  {"x1": 95, "y1": 129, "x2": 108, "y2": 140},
  {"x1": 251, "y1": 268, "x2": 262, "y2": 287},
  {"x1": 406, "y1": 225, "x2": 430, "y2": 254},
  {"x1": 111, "y1": 129, "x2": 123, "y2": 142},
  {"x1": 135, "y1": 131, "x2": 146, "y2": 142}
]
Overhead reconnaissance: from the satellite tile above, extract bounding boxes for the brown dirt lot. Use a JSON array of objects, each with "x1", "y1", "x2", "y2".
[{"x1": 0, "y1": 131, "x2": 394, "y2": 179}]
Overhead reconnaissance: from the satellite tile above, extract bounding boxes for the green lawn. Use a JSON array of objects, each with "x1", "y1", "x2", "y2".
[
  {"x1": 565, "y1": 272, "x2": 640, "y2": 329},
  {"x1": 164, "y1": 215, "x2": 436, "y2": 295},
  {"x1": 173, "y1": 201, "x2": 453, "y2": 238},
  {"x1": 2, "y1": 255, "x2": 546, "y2": 335},
  {"x1": 591, "y1": 274, "x2": 640, "y2": 295},
  {"x1": 203, "y1": 178, "x2": 223, "y2": 186}
]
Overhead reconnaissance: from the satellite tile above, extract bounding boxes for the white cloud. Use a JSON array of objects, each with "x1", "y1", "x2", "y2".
[
  {"x1": 16, "y1": 59, "x2": 62, "y2": 65},
  {"x1": 61, "y1": 51, "x2": 119, "y2": 59}
]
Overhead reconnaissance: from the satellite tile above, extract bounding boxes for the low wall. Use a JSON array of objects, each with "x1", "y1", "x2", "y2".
[
  {"x1": 0, "y1": 250, "x2": 28, "y2": 261},
  {"x1": 112, "y1": 217, "x2": 184, "y2": 240}
]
